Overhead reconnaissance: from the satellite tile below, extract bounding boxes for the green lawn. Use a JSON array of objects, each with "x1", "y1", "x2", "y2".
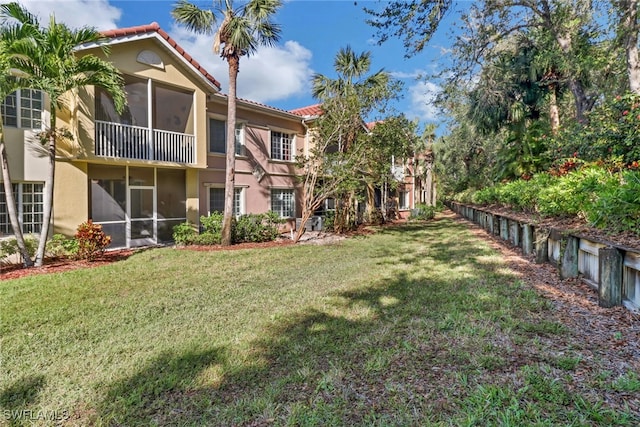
[{"x1": 1, "y1": 215, "x2": 637, "y2": 426}]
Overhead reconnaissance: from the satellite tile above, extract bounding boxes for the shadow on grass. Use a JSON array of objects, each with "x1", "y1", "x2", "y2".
[
  {"x1": 97, "y1": 348, "x2": 227, "y2": 426},
  {"x1": 93, "y1": 216, "x2": 634, "y2": 425},
  {"x1": 0, "y1": 374, "x2": 46, "y2": 409}
]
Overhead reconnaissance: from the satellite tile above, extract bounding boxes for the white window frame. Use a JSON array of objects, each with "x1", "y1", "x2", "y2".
[
  {"x1": 269, "y1": 128, "x2": 295, "y2": 162},
  {"x1": 1, "y1": 89, "x2": 44, "y2": 129},
  {"x1": 0, "y1": 182, "x2": 44, "y2": 236},
  {"x1": 270, "y1": 188, "x2": 295, "y2": 218},
  {"x1": 207, "y1": 185, "x2": 244, "y2": 217},
  {"x1": 399, "y1": 190, "x2": 410, "y2": 210},
  {"x1": 208, "y1": 115, "x2": 245, "y2": 156}
]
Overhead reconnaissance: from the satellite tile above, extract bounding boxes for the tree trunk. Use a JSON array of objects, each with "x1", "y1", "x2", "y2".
[
  {"x1": 0, "y1": 122, "x2": 33, "y2": 267},
  {"x1": 549, "y1": 83, "x2": 560, "y2": 134},
  {"x1": 221, "y1": 55, "x2": 239, "y2": 246},
  {"x1": 554, "y1": 32, "x2": 590, "y2": 122},
  {"x1": 35, "y1": 112, "x2": 56, "y2": 267},
  {"x1": 620, "y1": 0, "x2": 640, "y2": 93},
  {"x1": 364, "y1": 181, "x2": 378, "y2": 224}
]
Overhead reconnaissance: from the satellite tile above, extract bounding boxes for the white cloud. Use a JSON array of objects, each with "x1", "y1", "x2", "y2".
[
  {"x1": 17, "y1": 0, "x2": 121, "y2": 30},
  {"x1": 406, "y1": 80, "x2": 442, "y2": 122},
  {"x1": 170, "y1": 25, "x2": 314, "y2": 103}
]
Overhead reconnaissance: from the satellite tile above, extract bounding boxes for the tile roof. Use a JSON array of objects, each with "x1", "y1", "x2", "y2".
[
  {"x1": 289, "y1": 103, "x2": 323, "y2": 117},
  {"x1": 210, "y1": 93, "x2": 304, "y2": 119},
  {"x1": 101, "y1": 22, "x2": 221, "y2": 90}
]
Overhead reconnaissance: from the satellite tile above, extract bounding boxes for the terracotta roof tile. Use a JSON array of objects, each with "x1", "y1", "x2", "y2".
[
  {"x1": 101, "y1": 22, "x2": 221, "y2": 90},
  {"x1": 289, "y1": 103, "x2": 323, "y2": 117}
]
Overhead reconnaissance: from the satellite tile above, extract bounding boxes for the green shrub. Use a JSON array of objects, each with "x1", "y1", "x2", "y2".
[
  {"x1": 588, "y1": 170, "x2": 640, "y2": 233},
  {"x1": 234, "y1": 211, "x2": 283, "y2": 243},
  {"x1": 194, "y1": 232, "x2": 221, "y2": 245},
  {"x1": 172, "y1": 222, "x2": 198, "y2": 246},
  {"x1": 46, "y1": 234, "x2": 79, "y2": 259},
  {"x1": 200, "y1": 212, "x2": 224, "y2": 235},
  {"x1": 410, "y1": 204, "x2": 436, "y2": 221},
  {"x1": 75, "y1": 220, "x2": 111, "y2": 261},
  {"x1": 323, "y1": 211, "x2": 336, "y2": 232},
  {"x1": 538, "y1": 166, "x2": 618, "y2": 218},
  {"x1": 0, "y1": 234, "x2": 38, "y2": 259}
]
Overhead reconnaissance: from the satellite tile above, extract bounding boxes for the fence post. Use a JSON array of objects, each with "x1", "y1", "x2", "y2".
[
  {"x1": 522, "y1": 224, "x2": 533, "y2": 255},
  {"x1": 535, "y1": 229, "x2": 549, "y2": 264},
  {"x1": 599, "y1": 247, "x2": 623, "y2": 308},
  {"x1": 560, "y1": 235, "x2": 579, "y2": 279}
]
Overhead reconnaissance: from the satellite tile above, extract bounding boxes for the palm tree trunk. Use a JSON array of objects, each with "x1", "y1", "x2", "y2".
[
  {"x1": 34, "y1": 111, "x2": 56, "y2": 267},
  {"x1": 221, "y1": 55, "x2": 239, "y2": 246},
  {"x1": 0, "y1": 121, "x2": 33, "y2": 267}
]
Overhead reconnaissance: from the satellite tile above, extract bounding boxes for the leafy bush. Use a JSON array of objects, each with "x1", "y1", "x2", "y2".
[
  {"x1": 172, "y1": 222, "x2": 198, "y2": 246},
  {"x1": 174, "y1": 211, "x2": 283, "y2": 246},
  {"x1": 200, "y1": 212, "x2": 224, "y2": 235},
  {"x1": 75, "y1": 220, "x2": 111, "y2": 261},
  {"x1": 46, "y1": 234, "x2": 79, "y2": 259},
  {"x1": 410, "y1": 204, "x2": 436, "y2": 221},
  {"x1": 588, "y1": 170, "x2": 640, "y2": 233},
  {"x1": 0, "y1": 234, "x2": 37, "y2": 259},
  {"x1": 233, "y1": 211, "x2": 283, "y2": 243},
  {"x1": 551, "y1": 92, "x2": 640, "y2": 164},
  {"x1": 194, "y1": 232, "x2": 221, "y2": 245},
  {"x1": 538, "y1": 166, "x2": 618, "y2": 218},
  {"x1": 323, "y1": 211, "x2": 336, "y2": 232}
]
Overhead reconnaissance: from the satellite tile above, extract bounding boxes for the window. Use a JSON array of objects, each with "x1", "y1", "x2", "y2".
[
  {"x1": 271, "y1": 189, "x2": 294, "y2": 218},
  {"x1": 270, "y1": 131, "x2": 293, "y2": 161},
  {"x1": 209, "y1": 187, "x2": 243, "y2": 216},
  {"x1": 0, "y1": 182, "x2": 44, "y2": 235},
  {"x1": 1, "y1": 89, "x2": 43, "y2": 129},
  {"x1": 209, "y1": 118, "x2": 244, "y2": 155},
  {"x1": 399, "y1": 191, "x2": 409, "y2": 210}
]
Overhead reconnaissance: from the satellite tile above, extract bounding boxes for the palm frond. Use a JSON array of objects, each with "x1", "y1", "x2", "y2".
[
  {"x1": 172, "y1": 0, "x2": 216, "y2": 35},
  {"x1": 0, "y1": 2, "x2": 39, "y2": 27}
]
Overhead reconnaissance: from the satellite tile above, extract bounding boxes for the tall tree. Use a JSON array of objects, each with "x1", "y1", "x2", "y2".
[
  {"x1": 3, "y1": 2, "x2": 127, "y2": 266},
  {"x1": 366, "y1": 0, "x2": 606, "y2": 123},
  {"x1": 311, "y1": 46, "x2": 392, "y2": 231},
  {"x1": 0, "y1": 2, "x2": 39, "y2": 266},
  {"x1": 172, "y1": 0, "x2": 281, "y2": 246},
  {"x1": 613, "y1": 0, "x2": 640, "y2": 93}
]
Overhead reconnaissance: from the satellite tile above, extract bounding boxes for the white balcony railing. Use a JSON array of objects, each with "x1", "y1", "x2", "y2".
[{"x1": 95, "y1": 120, "x2": 195, "y2": 164}]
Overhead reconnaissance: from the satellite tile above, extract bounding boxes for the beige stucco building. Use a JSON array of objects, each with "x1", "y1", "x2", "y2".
[{"x1": 1, "y1": 23, "x2": 308, "y2": 248}]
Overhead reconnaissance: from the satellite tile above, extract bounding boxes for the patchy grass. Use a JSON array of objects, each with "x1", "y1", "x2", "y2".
[{"x1": 1, "y1": 215, "x2": 637, "y2": 426}]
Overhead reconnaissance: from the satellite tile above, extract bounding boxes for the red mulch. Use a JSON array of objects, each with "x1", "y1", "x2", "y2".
[{"x1": 0, "y1": 250, "x2": 135, "y2": 281}]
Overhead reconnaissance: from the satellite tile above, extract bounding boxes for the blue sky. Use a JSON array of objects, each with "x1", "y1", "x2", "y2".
[{"x1": 17, "y1": 0, "x2": 462, "y2": 130}]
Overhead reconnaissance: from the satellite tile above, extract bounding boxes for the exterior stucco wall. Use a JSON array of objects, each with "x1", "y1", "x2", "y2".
[
  {"x1": 75, "y1": 37, "x2": 213, "y2": 169},
  {"x1": 53, "y1": 161, "x2": 89, "y2": 236}
]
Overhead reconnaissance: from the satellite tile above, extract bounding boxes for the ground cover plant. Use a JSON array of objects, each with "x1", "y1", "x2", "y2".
[
  {"x1": 1, "y1": 214, "x2": 638, "y2": 426},
  {"x1": 464, "y1": 164, "x2": 640, "y2": 235}
]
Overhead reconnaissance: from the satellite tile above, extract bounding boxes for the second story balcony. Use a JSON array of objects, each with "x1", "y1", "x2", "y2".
[
  {"x1": 95, "y1": 121, "x2": 194, "y2": 164},
  {"x1": 95, "y1": 75, "x2": 197, "y2": 165}
]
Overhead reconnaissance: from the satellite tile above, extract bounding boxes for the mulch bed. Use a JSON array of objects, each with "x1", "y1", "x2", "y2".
[{"x1": 0, "y1": 250, "x2": 136, "y2": 281}]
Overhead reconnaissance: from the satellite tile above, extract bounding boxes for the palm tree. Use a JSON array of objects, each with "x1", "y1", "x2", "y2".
[
  {"x1": 0, "y1": 3, "x2": 39, "y2": 266},
  {"x1": 172, "y1": 0, "x2": 281, "y2": 246},
  {"x1": 311, "y1": 46, "x2": 390, "y2": 231},
  {"x1": 2, "y1": 2, "x2": 127, "y2": 266}
]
